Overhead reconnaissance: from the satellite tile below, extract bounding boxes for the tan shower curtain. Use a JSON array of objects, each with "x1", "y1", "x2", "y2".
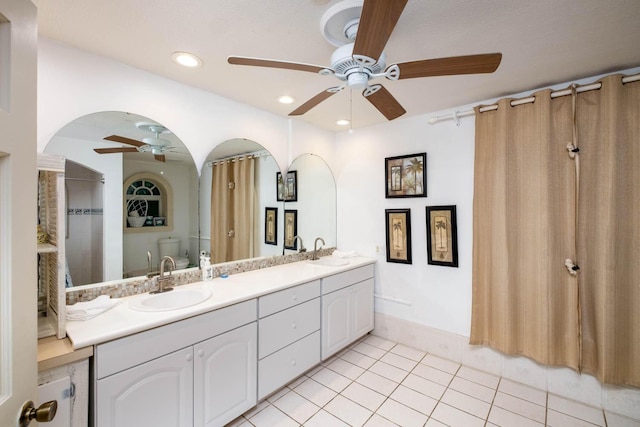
[
  {"x1": 210, "y1": 156, "x2": 256, "y2": 263},
  {"x1": 471, "y1": 74, "x2": 640, "y2": 387}
]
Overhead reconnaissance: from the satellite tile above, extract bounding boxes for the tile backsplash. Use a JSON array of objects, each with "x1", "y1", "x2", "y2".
[{"x1": 66, "y1": 247, "x2": 335, "y2": 305}]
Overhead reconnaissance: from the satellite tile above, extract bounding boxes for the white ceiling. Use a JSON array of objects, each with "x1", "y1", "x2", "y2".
[{"x1": 34, "y1": 0, "x2": 640, "y2": 132}]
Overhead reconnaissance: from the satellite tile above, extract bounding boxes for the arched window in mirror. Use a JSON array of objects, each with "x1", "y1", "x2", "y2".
[{"x1": 123, "y1": 172, "x2": 172, "y2": 231}]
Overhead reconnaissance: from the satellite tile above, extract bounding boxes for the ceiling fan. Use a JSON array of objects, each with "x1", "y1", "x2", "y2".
[
  {"x1": 94, "y1": 122, "x2": 174, "y2": 162},
  {"x1": 228, "y1": 0, "x2": 502, "y2": 121}
]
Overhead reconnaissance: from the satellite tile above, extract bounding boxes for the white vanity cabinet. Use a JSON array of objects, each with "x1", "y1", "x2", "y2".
[
  {"x1": 94, "y1": 300, "x2": 257, "y2": 427},
  {"x1": 321, "y1": 265, "x2": 375, "y2": 360},
  {"x1": 257, "y1": 280, "x2": 321, "y2": 399}
]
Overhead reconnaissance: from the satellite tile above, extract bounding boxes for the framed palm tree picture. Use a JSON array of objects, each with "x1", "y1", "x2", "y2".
[
  {"x1": 385, "y1": 209, "x2": 412, "y2": 264},
  {"x1": 385, "y1": 153, "x2": 426, "y2": 198},
  {"x1": 425, "y1": 205, "x2": 458, "y2": 267}
]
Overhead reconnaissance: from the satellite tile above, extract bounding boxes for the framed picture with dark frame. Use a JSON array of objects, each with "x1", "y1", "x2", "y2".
[
  {"x1": 153, "y1": 217, "x2": 166, "y2": 226},
  {"x1": 277, "y1": 171, "x2": 298, "y2": 202},
  {"x1": 425, "y1": 205, "x2": 459, "y2": 267},
  {"x1": 264, "y1": 207, "x2": 278, "y2": 245},
  {"x1": 385, "y1": 209, "x2": 412, "y2": 264},
  {"x1": 283, "y1": 209, "x2": 298, "y2": 250},
  {"x1": 385, "y1": 153, "x2": 427, "y2": 198}
]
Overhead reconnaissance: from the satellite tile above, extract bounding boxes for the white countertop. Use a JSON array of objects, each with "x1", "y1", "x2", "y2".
[{"x1": 66, "y1": 256, "x2": 375, "y2": 349}]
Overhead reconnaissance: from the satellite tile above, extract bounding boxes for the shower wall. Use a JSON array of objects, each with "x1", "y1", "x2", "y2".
[{"x1": 66, "y1": 161, "x2": 104, "y2": 286}]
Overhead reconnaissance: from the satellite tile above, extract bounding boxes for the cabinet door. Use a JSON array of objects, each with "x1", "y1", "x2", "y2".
[
  {"x1": 193, "y1": 323, "x2": 257, "y2": 427},
  {"x1": 321, "y1": 286, "x2": 351, "y2": 359},
  {"x1": 96, "y1": 347, "x2": 193, "y2": 427},
  {"x1": 351, "y1": 278, "x2": 374, "y2": 339}
]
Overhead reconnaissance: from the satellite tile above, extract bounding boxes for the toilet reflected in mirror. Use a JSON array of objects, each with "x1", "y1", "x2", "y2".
[{"x1": 158, "y1": 237, "x2": 190, "y2": 270}]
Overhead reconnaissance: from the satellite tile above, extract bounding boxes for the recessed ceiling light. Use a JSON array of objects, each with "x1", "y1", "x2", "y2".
[
  {"x1": 278, "y1": 95, "x2": 295, "y2": 104},
  {"x1": 336, "y1": 119, "x2": 350, "y2": 126},
  {"x1": 171, "y1": 51, "x2": 203, "y2": 68}
]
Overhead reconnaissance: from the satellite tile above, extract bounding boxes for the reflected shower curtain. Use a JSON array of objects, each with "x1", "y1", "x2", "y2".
[
  {"x1": 471, "y1": 74, "x2": 640, "y2": 386},
  {"x1": 210, "y1": 156, "x2": 256, "y2": 263}
]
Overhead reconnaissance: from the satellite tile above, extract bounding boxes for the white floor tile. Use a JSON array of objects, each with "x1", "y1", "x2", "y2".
[
  {"x1": 380, "y1": 352, "x2": 418, "y2": 372},
  {"x1": 546, "y1": 409, "x2": 603, "y2": 427},
  {"x1": 487, "y1": 405, "x2": 543, "y2": 427},
  {"x1": 303, "y1": 409, "x2": 349, "y2": 427},
  {"x1": 431, "y1": 402, "x2": 485, "y2": 427},
  {"x1": 324, "y1": 394, "x2": 373, "y2": 427},
  {"x1": 341, "y1": 381, "x2": 387, "y2": 412},
  {"x1": 352, "y1": 342, "x2": 388, "y2": 360},
  {"x1": 441, "y1": 388, "x2": 491, "y2": 419},
  {"x1": 548, "y1": 394, "x2": 605, "y2": 426},
  {"x1": 363, "y1": 413, "x2": 400, "y2": 426},
  {"x1": 241, "y1": 399, "x2": 271, "y2": 419},
  {"x1": 493, "y1": 391, "x2": 546, "y2": 423},
  {"x1": 376, "y1": 399, "x2": 429, "y2": 427},
  {"x1": 456, "y1": 365, "x2": 500, "y2": 389},
  {"x1": 365, "y1": 335, "x2": 396, "y2": 351},
  {"x1": 248, "y1": 404, "x2": 299, "y2": 427},
  {"x1": 401, "y1": 373, "x2": 447, "y2": 400},
  {"x1": 356, "y1": 371, "x2": 400, "y2": 396},
  {"x1": 340, "y1": 349, "x2": 377, "y2": 370},
  {"x1": 293, "y1": 378, "x2": 337, "y2": 407},
  {"x1": 422, "y1": 353, "x2": 461, "y2": 374},
  {"x1": 412, "y1": 363, "x2": 454, "y2": 386},
  {"x1": 605, "y1": 411, "x2": 640, "y2": 427},
  {"x1": 390, "y1": 344, "x2": 426, "y2": 362},
  {"x1": 369, "y1": 360, "x2": 409, "y2": 383},
  {"x1": 498, "y1": 378, "x2": 547, "y2": 406},
  {"x1": 311, "y1": 367, "x2": 352, "y2": 393},
  {"x1": 328, "y1": 357, "x2": 366, "y2": 380},
  {"x1": 271, "y1": 390, "x2": 319, "y2": 424},
  {"x1": 448, "y1": 376, "x2": 496, "y2": 403},
  {"x1": 389, "y1": 385, "x2": 437, "y2": 416},
  {"x1": 425, "y1": 418, "x2": 449, "y2": 427}
]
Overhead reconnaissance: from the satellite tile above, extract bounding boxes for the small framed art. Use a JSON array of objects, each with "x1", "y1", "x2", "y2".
[
  {"x1": 385, "y1": 209, "x2": 412, "y2": 264},
  {"x1": 277, "y1": 171, "x2": 298, "y2": 202},
  {"x1": 385, "y1": 153, "x2": 427, "y2": 198},
  {"x1": 425, "y1": 205, "x2": 459, "y2": 267},
  {"x1": 264, "y1": 207, "x2": 278, "y2": 245},
  {"x1": 284, "y1": 209, "x2": 298, "y2": 250},
  {"x1": 153, "y1": 217, "x2": 166, "y2": 226}
]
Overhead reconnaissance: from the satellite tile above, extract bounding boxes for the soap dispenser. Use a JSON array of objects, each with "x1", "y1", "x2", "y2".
[{"x1": 201, "y1": 256, "x2": 214, "y2": 281}]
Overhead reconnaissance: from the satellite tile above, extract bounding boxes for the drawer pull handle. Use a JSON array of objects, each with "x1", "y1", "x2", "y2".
[
  {"x1": 198, "y1": 349, "x2": 204, "y2": 357},
  {"x1": 186, "y1": 354, "x2": 193, "y2": 361},
  {"x1": 292, "y1": 322, "x2": 297, "y2": 329},
  {"x1": 291, "y1": 360, "x2": 296, "y2": 366},
  {"x1": 292, "y1": 294, "x2": 298, "y2": 301}
]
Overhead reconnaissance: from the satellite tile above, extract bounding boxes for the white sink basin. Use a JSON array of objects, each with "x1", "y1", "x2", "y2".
[
  {"x1": 307, "y1": 257, "x2": 349, "y2": 267},
  {"x1": 129, "y1": 287, "x2": 212, "y2": 312}
]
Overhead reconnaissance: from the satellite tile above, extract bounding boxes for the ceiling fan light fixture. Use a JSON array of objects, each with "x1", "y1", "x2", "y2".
[{"x1": 171, "y1": 51, "x2": 203, "y2": 68}]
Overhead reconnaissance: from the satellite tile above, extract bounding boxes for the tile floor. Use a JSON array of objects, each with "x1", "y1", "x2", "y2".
[{"x1": 227, "y1": 335, "x2": 640, "y2": 427}]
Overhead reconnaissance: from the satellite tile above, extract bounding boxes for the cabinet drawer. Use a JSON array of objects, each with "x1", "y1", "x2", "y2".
[
  {"x1": 321, "y1": 264, "x2": 374, "y2": 294},
  {"x1": 259, "y1": 298, "x2": 320, "y2": 359},
  {"x1": 96, "y1": 299, "x2": 257, "y2": 379},
  {"x1": 259, "y1": 280, "x2": 320, "y2": 318},
  {"x1": 258, "y1": 331, "x2": 320, "y2": 400}
]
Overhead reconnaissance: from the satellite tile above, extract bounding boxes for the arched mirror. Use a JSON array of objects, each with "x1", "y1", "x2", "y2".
[
  {"x1": 199, "y1": 139, "x2": 282, "y2": 263},
  {"x1": 283, "y1": 154, "x2": 337, "y2": 254},
  {"x1": 44, "y1": 111, "x2": 199, "y2": 286}
]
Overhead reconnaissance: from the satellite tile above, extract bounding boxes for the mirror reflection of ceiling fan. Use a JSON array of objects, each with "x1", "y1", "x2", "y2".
[
  {"x1": 94, "y1": 122, "x2": 175, "y2": 162},
  {"x1": 228, "y1": 0, "x2": 502, "y2": 121}
]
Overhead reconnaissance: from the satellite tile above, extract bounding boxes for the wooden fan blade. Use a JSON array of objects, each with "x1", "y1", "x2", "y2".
[
  {"x1": 288, "y1": 89, "x2": 339, "y2": 116},
  {"x1": 363, "y1": 85, "x2": 406, "y2": 121},
  {"x1": 103, "y1": 135, "x2": 146, "y2": 147},
  {"x1": 395, "y1": 53, "x2": 502, "y2": 79},
  {"x1": 228, "y1": 56, "x2": 327, "y2": 74},
  {"x1": 94, "y1": 147, "x2": 139, "y2": 154},
  {"x1": 353, "y1": 0, "x2": 408, "y2": 62},
  {"x1": 154, "y1": 154, "x2": 166, "y2": 162}
]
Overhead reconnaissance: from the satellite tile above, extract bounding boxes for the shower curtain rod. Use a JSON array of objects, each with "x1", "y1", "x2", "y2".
[
  {"x1": 428, "y1": 73, "x2": 640, "y2": 125},
  {"x1": 205, "y1": 150, "x2": 271, "y2": 167},
  {"x1": 65, "y1": 177, "x2": 105, "y2": 184}
]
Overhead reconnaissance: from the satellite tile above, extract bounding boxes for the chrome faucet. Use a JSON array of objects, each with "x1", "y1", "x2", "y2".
[
  {"x1": 293, "y1": 235, "x2": 306, "y2": 253},
  {"x1": 312, "y1": 237, "x2": 325, "y2": 260},
  {"x1": 151, "y1": 256, "x2": 175, "y2": 294}
]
